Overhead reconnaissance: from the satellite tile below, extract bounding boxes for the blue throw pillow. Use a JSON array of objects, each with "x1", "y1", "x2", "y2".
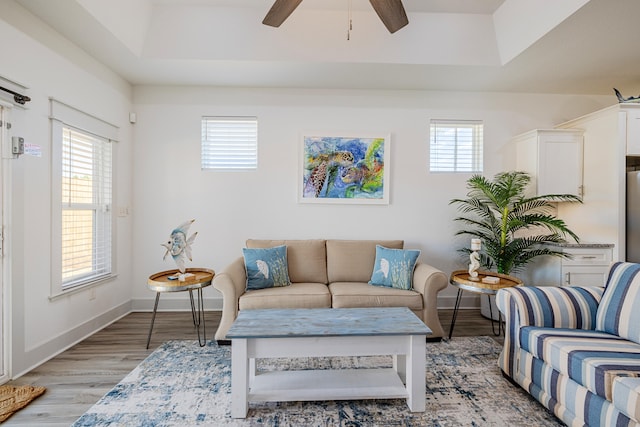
[
  {"x1": 369, "y1": 245, "x2": 420, "y2": 290},
  {"x1": 243, "y1": 245, "x2": 291, "y2": 290}
]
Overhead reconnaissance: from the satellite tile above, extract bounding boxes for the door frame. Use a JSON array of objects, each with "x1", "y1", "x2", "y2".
[{"x1": 0, "y1": 101, "x2": 10, "y2": 383}]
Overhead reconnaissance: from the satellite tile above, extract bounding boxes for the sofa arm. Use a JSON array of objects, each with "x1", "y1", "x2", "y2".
[
  {"x1": 213, "y1": 257, "x2": 247, "y2": 341},
  {"x1": 412, "y1": 262, "x2": 448, "y2": 338},
  {"x1": 495, "y1": 285, "x2": 604, "y2": 377},
  {"x1": 496, "y1": 286, "x2": 604, "y2": 330}
]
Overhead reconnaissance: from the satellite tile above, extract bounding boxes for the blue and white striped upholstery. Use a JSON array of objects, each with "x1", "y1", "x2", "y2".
[
  {"x1": 613, "y1": 377, "x2": 640, "y2": 423},
  {"x1": 597, "y1": 262, "x2": 640, "y2": 344},
  {"x1": 503, "y1": 286, "x2": 602, "y2": 329},
  {"x1": 496, "y1": 286, "x2": 604, "y2": 378},
  {"x1": 497, "y1": 262, "x2": 640, "y2": 427},
  {"x1": 518, "y1": 350, "x2": 636, "y2": 427},
  {"x1": 520, "y1": 327, "x2": 640, "y2": 400}
]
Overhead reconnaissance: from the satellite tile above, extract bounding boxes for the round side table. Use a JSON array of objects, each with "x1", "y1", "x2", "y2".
[
  {"x1": 448, "y1": 270, "x2": 522, "y2": 339},
  {"x1": 146, "y1": 268, "x2": 215, "y2": 348}
]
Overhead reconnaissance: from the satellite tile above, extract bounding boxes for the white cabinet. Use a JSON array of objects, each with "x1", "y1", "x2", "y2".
[
  {"x1": 561, "y1": 246, "x2": 612, "y2": 286},
  {"x1": 626, "y1": 107, "x2": 640, "y2": 155},
  {"x1": 514, "y1": 129, "x2": 584, "y2": 197},
  {"x1": 482, "y1": 244, "x2": 612, "y2": 320},
  {"x1": 523, "y1": 245, "x2": 613, "y2": 287}
]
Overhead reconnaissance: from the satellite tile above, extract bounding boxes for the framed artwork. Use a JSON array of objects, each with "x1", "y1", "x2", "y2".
[{"x1": 300, "y1": 133, "x2": 390, "y2": 204}]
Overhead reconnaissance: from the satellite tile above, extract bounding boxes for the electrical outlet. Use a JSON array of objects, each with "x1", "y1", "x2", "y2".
[
  {"x1": 117, "y1": 206, "x2": 129, "y2": 217},
  {"x1": 89, "y1": 288, "x2": 96, "y2": 300}
]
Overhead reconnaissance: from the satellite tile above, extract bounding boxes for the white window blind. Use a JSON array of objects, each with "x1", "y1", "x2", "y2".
[
  {"x1": 61, "y1": 126, "x2": 112, "y2": 288},
  {"x1": 50, "y1": 98, "x2": 117, "y2": 297},
  {"x1": 201, "y1": 116, "x2": 258, "y2": 170},
  {"x1": 430, "y1": 120, "x2": 483, "y2": 173}
]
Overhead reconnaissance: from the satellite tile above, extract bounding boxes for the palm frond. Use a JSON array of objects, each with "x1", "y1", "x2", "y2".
[{"x1": 449, "y1": 171, "x2": 581, "y2": 275}]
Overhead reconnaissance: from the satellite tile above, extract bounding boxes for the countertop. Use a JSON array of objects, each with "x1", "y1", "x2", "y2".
[{"x1": 546, "y1": 242, "x2": 614, "y2": 248}]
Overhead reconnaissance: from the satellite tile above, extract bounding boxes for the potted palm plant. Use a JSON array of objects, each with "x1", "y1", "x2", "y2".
[{"x1": 450, "y1": 171, "x2": 581, "y2": 275}]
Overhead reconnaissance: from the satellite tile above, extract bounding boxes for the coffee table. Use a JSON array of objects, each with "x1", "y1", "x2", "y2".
[{"x1": 226, "y1": 307, "x2": 431, "y2": 418}]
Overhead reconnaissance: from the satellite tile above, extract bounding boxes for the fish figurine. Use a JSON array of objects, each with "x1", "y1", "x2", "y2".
[{"x1": 161, "y1": 219, "x2": 198, "y2": 277}]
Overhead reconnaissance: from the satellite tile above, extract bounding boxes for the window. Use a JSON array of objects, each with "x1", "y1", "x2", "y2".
[
  {"x1": 51, "y1": 99, "x2": 117, "y2": 295},
  {"x1": 201, "y1": 116, "x2": 257, "y2": 170},
  {"x1": 429, "y1": 120, "x2": 483, "y2": 173}
]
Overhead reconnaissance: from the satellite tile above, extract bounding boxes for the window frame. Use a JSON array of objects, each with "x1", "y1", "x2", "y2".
[
  {"x1": 429, "y1": 119, "x2": 484, "y2": 173},
  {"x1": 50, "y1": 99, "x2": 117, "y2": 298}
]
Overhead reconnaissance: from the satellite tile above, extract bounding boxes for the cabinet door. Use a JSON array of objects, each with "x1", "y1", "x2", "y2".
[
  {"x1": 538, "y1": 133, "x2": 583, "y2": 196},
  {"x1": 626, "y1": 108, "x2": 640, "y2": 155},
  {"x1": 561, "y1": 266, "x2": 608, "y2": 286}
]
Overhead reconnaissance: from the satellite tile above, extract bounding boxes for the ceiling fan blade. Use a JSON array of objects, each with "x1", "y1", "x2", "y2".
[
  {"x1": 262, "y1": 0, "x2": 303, "y2": 27},
  {"x1": 369, "y1": 0, "x2": 408, "y2": 33}
]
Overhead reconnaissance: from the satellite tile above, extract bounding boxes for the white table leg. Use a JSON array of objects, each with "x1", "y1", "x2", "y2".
[
  {"x1": 249, "y1": 358, "x2": 256, "y2": 382},
  {"x1": 405, "y1": 335, "x2": 425, "y2": 412},
  {"x1": 231, "y1": 338, "x2": 249, "y2": 418},
  {"x1": 393, "y1": 354, "x2": 407, "y2": 384}
]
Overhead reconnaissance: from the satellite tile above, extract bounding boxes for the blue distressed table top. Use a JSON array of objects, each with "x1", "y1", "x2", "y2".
[{"x1": 226, "y1": 307, "x2": 432, "y2": 339}]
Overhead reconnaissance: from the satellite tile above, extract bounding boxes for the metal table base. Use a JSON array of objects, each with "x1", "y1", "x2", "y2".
[{"x1": 146, "y1": 288, "x2": 207, "y2": 349}]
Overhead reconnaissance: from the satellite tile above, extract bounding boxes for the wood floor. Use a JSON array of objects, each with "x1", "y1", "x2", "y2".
[{"x1": 3, "y1": 309, "x2": 504, "y2": 426}]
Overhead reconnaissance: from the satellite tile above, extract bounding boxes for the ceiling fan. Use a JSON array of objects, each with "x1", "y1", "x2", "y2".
[{"x1": 262, "y1": 0, "x2": 409, "y2": 34}]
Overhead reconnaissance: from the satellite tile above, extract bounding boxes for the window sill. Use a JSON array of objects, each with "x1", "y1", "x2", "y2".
[{"x1": 49, "y1": 273, "x2": 117, "y2": 301}]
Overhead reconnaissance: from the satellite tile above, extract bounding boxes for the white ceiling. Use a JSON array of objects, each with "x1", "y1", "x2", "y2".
[{"x1": 13, "y1": 0, "x2": 640, "y2": 95}]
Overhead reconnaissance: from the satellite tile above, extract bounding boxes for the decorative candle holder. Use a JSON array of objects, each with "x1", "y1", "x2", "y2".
[{"x1": 468, "y1": 238, "x2": 481, "y2": 281}]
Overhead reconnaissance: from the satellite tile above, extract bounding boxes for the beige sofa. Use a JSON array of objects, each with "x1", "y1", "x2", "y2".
[{"x1": 213, "y1": 239, "x2": 448, "y2": 343}]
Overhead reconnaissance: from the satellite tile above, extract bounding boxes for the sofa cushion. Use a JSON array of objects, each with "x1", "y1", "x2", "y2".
[
  {"x1": 239, "y1": 282, "x2": 331, "y2": 310},
  {"x1": 329, "y1": 282, "x2": 423, "y2": 310},
  {"x1": 520, "y1": 326, "x2": 640, "y2": 400},
  {"x1": 612, "y1": 376, "x2": 640, "y2": 423},
  {"x1": 246, "y1": 239, "x2": 328, "y2": 284},
  {"x1": 326, "y1": 239, "x2": 403, "y2": 283},
  {"x1": 242, "y1": 245, "x2": 291, "y2": 290},
  {"x1": 596, "y1": 262, "x2": 640, "y2": 344},
  {"x1": 369, "y1": 245, "x2": 420, "y2": 290}
]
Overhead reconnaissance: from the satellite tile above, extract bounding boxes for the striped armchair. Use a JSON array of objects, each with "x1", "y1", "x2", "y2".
[{"x1": 496, "y1": 262, "x2": 640, "y2": 427}]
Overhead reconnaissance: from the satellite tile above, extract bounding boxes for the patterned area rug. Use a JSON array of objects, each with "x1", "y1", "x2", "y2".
[{"x1": 72, "y1": 336, "x2": 562, "y2": 426}]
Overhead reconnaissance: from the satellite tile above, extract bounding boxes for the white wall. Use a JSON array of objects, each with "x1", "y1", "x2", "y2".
[
  {"x1": 131, "y1": 86, "x2": 612, "y2": 312},
  {"x1": 0, "y1": 0, "x2": 619, "y2": 380},
  {"x1": 0, "y1": 1, "x2": 133, "y2": 377}
]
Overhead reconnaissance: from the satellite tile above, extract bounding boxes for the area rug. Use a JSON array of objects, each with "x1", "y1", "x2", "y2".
[
  {"x1": 0, "y1": 384, "x2": 46, "y2": 422},
  {"x1": 72, "y1": 336, "x2": 562, "y2": 426}
]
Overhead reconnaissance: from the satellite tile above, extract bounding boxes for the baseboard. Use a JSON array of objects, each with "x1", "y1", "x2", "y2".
[
  {"x1": 438, "y1": 293, "x2": 481, "y2": 309},
  {"x1": 130, "y1": 296, "x2": 223, "y2": 312},
  {"x1": 13, "y1": 301, "x2": 132, "y2": 379},
  {"x1": 132, "y1": 295, "x2": 479, "y2": 312}
]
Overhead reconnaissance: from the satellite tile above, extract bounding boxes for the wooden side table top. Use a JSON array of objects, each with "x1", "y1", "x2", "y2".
[
  {"x1": 148, "y1": 268, "x2": 215, "y2": 293},
  {"x1": 449, "y1": 270, "x2": 523, "y2": 295}
]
